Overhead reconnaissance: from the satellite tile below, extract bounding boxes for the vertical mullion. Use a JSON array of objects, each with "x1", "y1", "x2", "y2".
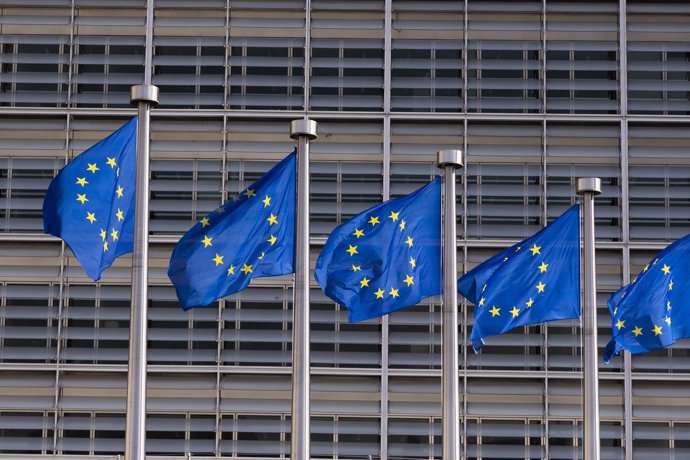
[
  {"x1": 223, "y1": 0, "x2": 230, "y2": 111},
  {"x1": 381, "y1": 4, "x2": 393, "y2": 453},
  {"x1": 215, "y1": 110, "x2": 227, "y2": 455},
  {"x1": 304, "y1": 0, "x2": 312, "y2": 113},
  {"x1": 51, "y1": 111, "x2": 72, "y2": 454},
  {"x1": 541, "y1": 0, "x2": 547, "y2": 115},
  {"x1": 463, "y1": 0, "x2": 468, "y2": 114},
  {"x1": 66, "y1": 0, "x2": 75, "y2": 108}
]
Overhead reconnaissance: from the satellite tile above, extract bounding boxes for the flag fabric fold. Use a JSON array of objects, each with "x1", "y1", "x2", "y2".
[
  {"x1": 168, "y1": 150, "x2": 296, "y2": 309},
  {"x1": 604, "y1": 234, "x2": 690, "y2": 363},
  {"x1": 314, "y1": 177, "x2": 442, "y2": 323},
  {"x1": 458, "y1": 204, "x2": 581, "y2": 351},
  {"x1": 43, "y1": 117, "x2": 137, "y2": 281}
]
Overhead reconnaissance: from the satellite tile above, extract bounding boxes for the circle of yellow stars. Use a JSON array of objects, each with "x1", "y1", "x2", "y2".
[
  {"x1": 479, "y1": 242, "x2": 549, "y2": 322},
  {"x1": 614, "y1": 259, "x2": 673, "y2": 342},
  {"x1": 75, "y1": 156, "x2": 126, "y2": 254},
  {"x1": 198, "y1": 189, "x2": 281, "y2": 281},
  {"x1": 344, "y1": 210, "x2": 416, "y2": 302}
]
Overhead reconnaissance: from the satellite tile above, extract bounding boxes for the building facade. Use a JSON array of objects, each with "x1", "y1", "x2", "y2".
[{"x1": 1, "y1": 0, "x2": 690, "y2": 458}]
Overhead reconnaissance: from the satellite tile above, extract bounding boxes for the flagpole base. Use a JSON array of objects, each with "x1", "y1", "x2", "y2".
[{"x1": 130, "y1": 84, "x2": 160, "y2": 106}]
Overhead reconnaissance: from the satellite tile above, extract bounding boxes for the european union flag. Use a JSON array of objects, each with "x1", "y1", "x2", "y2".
[
  {"x1": 604, "y1": 234, "x2": 690, "y2": 364},
  {"x1": 314, "y1": 177, "x2": 441, "y2": 323},
  {"x1": 458, "y1": 204, "x2": 580, "y2": 351},
  {"x1": 43, "y1": 118, "x2": 137, "y2": 281},
  {"x1": 169, "y1": 150, "x2": 296, "y2": 309}
]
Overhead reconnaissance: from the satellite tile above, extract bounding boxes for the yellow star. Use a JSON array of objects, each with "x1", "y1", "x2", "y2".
[
  {"x1": 529, "y1": 243, "x2": 541, "y2": 256},
  {"x1": 482, "y1": 284, "x2": 487, "y2": 293},
  {"x1": 409, "y1": 257, "x2": 416, "y2": 268},
  {"x1": 536, "y1": 281, "x2": 546, "y2": 293},
  {"x1": 633, "y1": 326, "x2": 643, "y2": 337},
  {"x1": 616, "y1": 319, "x2": 625, "y2": 330},
  {"x1": 360, "y1": 277, "x2": 370, "y2": 288},
  {"x1": 368, "y1": 216, "x2": 380, "y2": 226},
  {"x1": 352, "y1": 265, "x2": 361, "y2": 272},
  {"x1": 669, "y1": 280, "x2": 673, "y2": 291},
  {"x1": 538, "y1": 261, "x2": 548, "y2": 273},
  {"x1": 510, "y1": 306, "x2": 520, "y2": 318},
  {"x1": 103, "y1": 241, "x2": 108, "y2": 252},
  {"x1": 106, "y1": 157, "x2": 117, "y2": 168},
  {"x1": 76, "y1": 177, "x2": 88, "y2": 187},
  {"x1": 667, "y1": 300, "x2": 672, "y2": 311},
  {"x1": 347, "y1": 245, "x2": 358, "y2": 256},
  {"x1": 213, "y1": 253, "x2": 224, "y2": 266},
  {"x1": 515, "y1": 246, "x2": 521, "y2": 252},
  {"x1": 503, "y1": 257, "x2": 509, "y2": 262},
  {"x1": 116, "y1": 167, "x2": 120, "y2": 177},
  {"x1": 227, "y1": 265, "x2": 235, "y2": 275},
  {"x1": 86, "y1": 212, "x2": 96, "y2": 223},
  {"x1": 489, "y1": 306, "x2": 500, "y2": 317},
  {"x1": 614, "y1": 307, "x2": 618, "y2": 316},
  {"x1": 262, "y1": 195, "x2": 271, "y2": 207},
  {"x1": 200, "y1": 217, "x2": 210, "y2": 227},
  {"x1": 267, "y1": 213, "x2": 278, "y2": 226},
  {"x1": 110, "y1": 229, "x2": 119, "y2": 241},
  {"x1": 403, "y1": 275, "x2": 414, "y2": 287},
  {"x1": 87, "y1": 163, "x2": 99, "y2": 173},
  {"x1": 241, "y1": 263, "x2": 253, "y2": 274},
  {"x1": 116, "y1": 208, "x2": 124, "y2": 221},
  {"x1": 643, "y1": 264, "x2": 649, "y2": 272},
  {"x1": 662, "y1": 264, "x2": 671, "y2": 275},
  {"x1": 653, "y1": 324, "x2": 662, "y2": 336},
  {"x1": 665, "y1": 316, "x2": 671, "y2": 326},
  {"x1": 405, "y1": 236, "x2": 413, "y2": 247},
  {"x1": 244, "y1": 188, "x2": 256, "y2": 197},
  {"x1": 353, "y1": 228, "x2": 364, "y2": 238},
  {"x1": 653, "y1": 258, "x2": 659, "y2": 265},
  {"x1": 99, "y1": 228, "x2": 106, "y2": 241},
  {"x1": 526, "y1": 298, "x2": 534, "y2": 308},
  {"x1": 375, "y1": 288, "x2": 385, "y2": 299},
  {"x1": 201, "y1": 236, "x2": 213, "y2": 247},
  {"x1": 388, "y1": 211, "x2": 399, "y2": 222},
  {"x1": 76, "y1": 193, "x2": 88, "y2": 204},
  {"x1": 116, "y1": 186, "x2": 124, "y2": 198},
  {"x1": 258, "y1": 252, "x2": 265, "y2": 260},
  {"x1": 268, "y1": 235, "x2": 277, "y2": 245},
  {"x1": 399, "y1": 220, "x2": 406, "y2": 231},
  {"x1": 390, "y1": 287, "x2": 400, "y2": 298},
  {"x1": 478, "y1": 297, "x2": 485, "y2": 306}
]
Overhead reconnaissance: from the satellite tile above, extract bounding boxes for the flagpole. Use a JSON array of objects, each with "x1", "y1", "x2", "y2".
[
  {"x1": 290, "y1": 119, "x2": 317, "y2": 460},
  {"x1": 437, "y1": 149, "x2": 463, "y2": 460},
  {"x1": 125, "y1": 85, "x2": 158, "y2": 460},
  {"x1": 577, "y1": 177, "x2": 601, "y2": 460}
]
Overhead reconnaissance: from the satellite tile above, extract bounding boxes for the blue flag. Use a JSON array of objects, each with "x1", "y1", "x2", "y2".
[
  {"x1": 43, "y1": 118, "x2": 137, "y2": 281},
  {"x1": 604, "y1": 234, "x2": 690, "y2": 364},
  {"x1": 458, "y1": 204, "x2": 580, "y2": 351},
  {"x1": 169, "y1": 150, "x2": 296, "y2": 309},
  {"x1": 314, "y1": 177, "x2": 441, "y2": 323}
]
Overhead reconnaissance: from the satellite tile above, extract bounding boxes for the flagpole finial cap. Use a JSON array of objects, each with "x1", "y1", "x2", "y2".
[
  {"x1": 437, "y1": 149, "x2": 463, "y2": 169},
  {"x1": 576, "y1": 177, "x2": 602, "y2": 195},
  {"x1": 130, "y1": 84, "x2": 159, "y2": 106},
  {"x1": 290, "y1": 119, "x2": 318, "y2": 140}
]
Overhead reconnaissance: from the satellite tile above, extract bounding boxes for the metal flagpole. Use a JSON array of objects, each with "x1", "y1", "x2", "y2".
[
  {"x1": 577, "y1": 177, "x2": 601, "y2": 460},
  {"x1": 125, "y1": 2, "x2": 158, "y2": 459},
  {"x1": 437, "y1": 149, "x2": 463, "y2": 460},
  {"x1": 290, "y1": 119, "x2": 317, "y2": 460}
]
